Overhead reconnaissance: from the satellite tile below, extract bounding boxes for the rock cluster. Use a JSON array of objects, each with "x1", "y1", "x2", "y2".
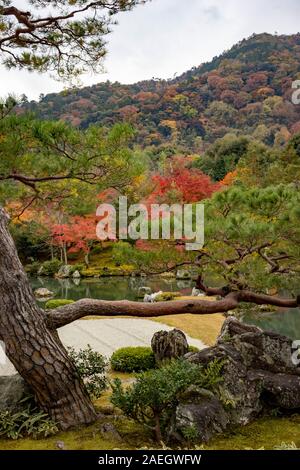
[{"x1": 171, "y1": 317, "x2": 300, "y2": 442}]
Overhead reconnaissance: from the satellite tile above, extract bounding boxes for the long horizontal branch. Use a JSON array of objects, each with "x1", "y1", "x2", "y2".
[{"x1": 46, "y1": 291, "x2": 300, "y2": 329}]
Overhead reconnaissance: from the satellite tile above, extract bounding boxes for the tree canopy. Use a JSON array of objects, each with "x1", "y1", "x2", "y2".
[
  {"x1": 0, "y1": 0, "x2": 146, "y2": 79},
  {"x1": 0, "y1": 114, "x2": 144, "y2": 216}
]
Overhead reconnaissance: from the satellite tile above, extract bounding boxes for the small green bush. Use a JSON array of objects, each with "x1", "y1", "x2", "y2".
[
  {"x1": 70, "y1": 264, "x2": 85, "y2": 274},
  {"x1": 182, "y1": 424, "x2": 200, "y2": 444},
  {"x1": 0, "y1": 400, "x2": 58, "y2": 440},
  {"x1": 91, "y1": 244, "x2": 103, "y2": 255},
  {"x1": 81, "y1": 267, "x2": 100, "y2": 277},
  {"x1": 111, "y1": 358, "x2": 225, "y2": 442},
  {"x1": 25, "y1": 261, "x2": 41, "y2": 275},
  {"x1": 188, "y1": 345, "x2": 200, "y2": 353},
  {"x1": 154, "y1": 292, "x2": 181, "y2": 302},
  {"x1": 110, "y1": 347, "x2": 155, "y2": 373},
  {"x1": 45, "y1": 299, "x2": 74, "y2": 309},
  {"x1": 68, "y1": 345, "x2": 108, "y2": 399},
  {"x1": 42, "y1": 258, "x2": 62, "y2": 276}
]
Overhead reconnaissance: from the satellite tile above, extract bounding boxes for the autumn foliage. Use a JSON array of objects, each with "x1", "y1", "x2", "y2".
[
  {"x1": 51, "y1": 216, "x2": 99, "y2": 264},
  {"x1": 147, "y1": 157, "x2": 220, "y2": 204}
]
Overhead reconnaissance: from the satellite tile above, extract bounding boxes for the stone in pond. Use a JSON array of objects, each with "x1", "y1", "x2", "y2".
[
  {"x1": 176, "y1": 270, "x2": 191, "y2": 280},
  {"x1": 56, "y1": 265, "x2": 72, "y2": 278},
  {"x1": 138, "y1": 286, "x2": 152, "y2": 298},
  {"x1": 34, "y1": 287, "x2": 54, "y2": 298}
]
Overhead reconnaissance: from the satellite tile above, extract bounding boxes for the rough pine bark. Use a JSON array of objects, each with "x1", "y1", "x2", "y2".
[{"x1": 0, "y1": 208, "x2": 97, "y2": 429}]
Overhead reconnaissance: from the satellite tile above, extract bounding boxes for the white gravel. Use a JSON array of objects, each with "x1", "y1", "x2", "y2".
[{"x1": 0, "y1": 319, "x2": 207, "y2": 376}]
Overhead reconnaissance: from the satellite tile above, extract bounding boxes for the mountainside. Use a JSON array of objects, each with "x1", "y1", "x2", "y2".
[{"x1": 22, "y1": 33, "x2": 300, "y2": 151}]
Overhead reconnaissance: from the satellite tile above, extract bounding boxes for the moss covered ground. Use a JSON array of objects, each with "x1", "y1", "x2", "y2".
[
  {"x1": 1, "y1": 407, "x2": 299, "y2": 450},
  {"x1": 0, "y1": 368, "x2": 299, "y2": 450}
]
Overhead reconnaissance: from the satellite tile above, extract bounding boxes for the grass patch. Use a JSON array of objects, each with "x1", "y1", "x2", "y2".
[{"x1": 152, "y1": 313, "x2": 224, "y2": 346}]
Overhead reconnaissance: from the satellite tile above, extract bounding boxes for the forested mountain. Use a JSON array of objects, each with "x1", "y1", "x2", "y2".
[{"x1": 21, "y1": 33, "x2": 300, "y2": 152}]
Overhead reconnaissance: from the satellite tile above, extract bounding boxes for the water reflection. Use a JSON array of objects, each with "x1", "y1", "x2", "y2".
[
  {"x1": 30, "y1": 275, "x2": 193, "y2": 303},
  {"x1": 242, "y1": 308, "x2": 300, "y2": 340}
]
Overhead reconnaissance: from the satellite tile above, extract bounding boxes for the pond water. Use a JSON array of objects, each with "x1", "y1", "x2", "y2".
[
  {"x1": 30, "y1": 276, "x2": 300, "y2": 340},
  {"x1": 242, "y1": 308, "x2": 300, "y2": 341},
  {"x1": 30, "y1": 275, "x2": 194, "y2": 302}
]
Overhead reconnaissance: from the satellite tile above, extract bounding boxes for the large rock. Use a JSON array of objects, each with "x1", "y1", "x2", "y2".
[
  {"x1": 34, "y1": 287, "x2": 54, "y2": 298},
  {"x1": 57, "y1": 264, "x2": 72, "y2": 278},
  {"x1": 137, "y1": 286, "x2": 152, "y2": 298},
  {"x1": 191, "y1": 288, "x2": 205, "y2": 297},
  {"x1": 174, "y1": 387, "x2": 229, "y2": 443},
  {"x1": 151, "y1": 329, "x2": 189, "y2": 363},
  {"x1": 0, "y1": 374, "x2": 31, "y2": 413},
  {"x1": 170, "y1": 317, "x2": 300, "y2": 442},
  {"x1": 176, "y1": 270, "x2": 191, "y2": 280}
]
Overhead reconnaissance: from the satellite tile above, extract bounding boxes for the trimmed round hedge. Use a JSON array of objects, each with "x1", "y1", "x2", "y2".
[{"x1": 110, "y1": 346, "x2": 156, "y2": 373}]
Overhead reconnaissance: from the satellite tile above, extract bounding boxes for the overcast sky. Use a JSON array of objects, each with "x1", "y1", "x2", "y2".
[{"x1": 1, "y1": 0, "x2": 300, "y2": 100}]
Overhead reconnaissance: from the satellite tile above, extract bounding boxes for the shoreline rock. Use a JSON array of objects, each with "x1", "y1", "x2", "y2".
[{"x1": 166, "y1": 317, "x2": 300, "y2": 442}]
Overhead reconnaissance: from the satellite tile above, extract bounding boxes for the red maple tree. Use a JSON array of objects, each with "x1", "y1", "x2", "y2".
[
  {"x1": 52, "y1": 215, "x2": 99, "y2": 266},
  {"x1": 147, "y1": 156, "x2": 220, "y2": 204}
]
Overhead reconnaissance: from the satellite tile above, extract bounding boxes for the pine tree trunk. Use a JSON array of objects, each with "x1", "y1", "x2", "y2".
[{"x1": 0, "y1": 208, "x2": 97, "y2": 429}]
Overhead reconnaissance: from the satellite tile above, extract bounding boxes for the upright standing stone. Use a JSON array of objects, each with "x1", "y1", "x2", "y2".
[{"x1": 151, "y1": 329, "x2": 189, "y2": 363}]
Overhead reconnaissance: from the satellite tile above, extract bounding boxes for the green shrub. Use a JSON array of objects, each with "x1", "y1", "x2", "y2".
[
  {"x1": 91, "y1": 244, "x2": 103, "y2": 255},
  {"x1": 70, "y1": 264, "x2": 85, "y2": 274},
  {"x1": 81, "y1": 267, "x2": 100, "y2": 277},
  {"x1": 182, "y1": 424, "x2": 200, "y2": 444},
  {"x1": 68, "y1": 345, "x2": 108, "y2": 399},
  {"x1": 110, "y1": 347, "x2": 156, "y2": 373},
  {"x1": 0, "y1": 399, "x2": 58, "y2": 440},
  {"x1": 25, "y1": 261, "x2": 41, "y2": 275},
  {"x1": 188, "y1": 345, "x2": 200, "y2": 353},
  {"x1": 42, "y1": 258, "x2": 62, "y2": 276},
  {"x1": 45, "y1": 299, "x2": 74, "y2": 309},
  {"x1": 154, "y1": 292, "x2": 182, "y2": 302},
  {"x1": 111, "y1": 358, "x2": 225, "y2": 442}
]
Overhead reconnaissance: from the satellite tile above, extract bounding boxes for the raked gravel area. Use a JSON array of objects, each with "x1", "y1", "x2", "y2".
[{"x1": 0, "y1": 319, "x2": 207, "y2": 376}]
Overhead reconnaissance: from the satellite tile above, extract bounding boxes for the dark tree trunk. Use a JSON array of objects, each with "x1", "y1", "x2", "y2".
[{"x1": 0, "y1": 208, "x2": 97, "y2": 429}]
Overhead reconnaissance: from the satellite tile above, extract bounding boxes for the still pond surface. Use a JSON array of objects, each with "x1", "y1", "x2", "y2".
[{"x1": 30, "y1": 276, "x2": 300, "y2": 340}]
